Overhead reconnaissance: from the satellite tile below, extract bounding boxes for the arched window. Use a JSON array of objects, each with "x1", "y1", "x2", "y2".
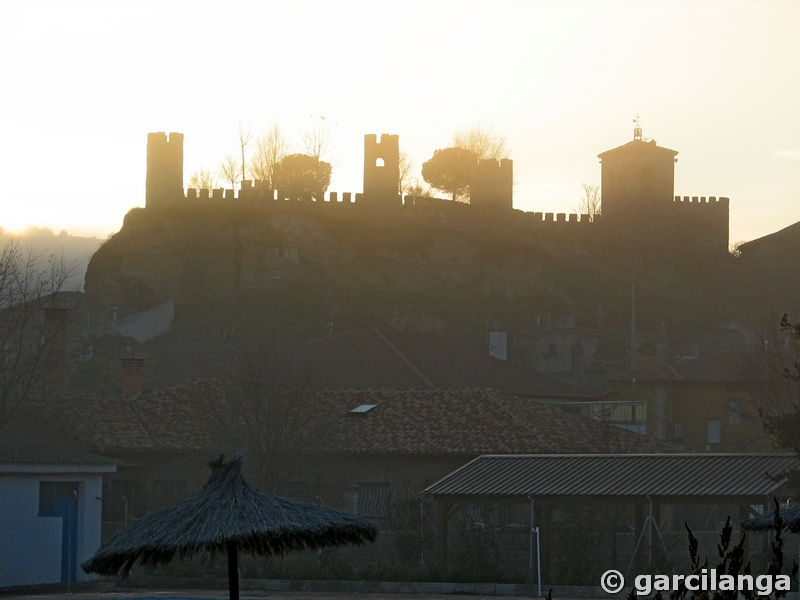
[{"x1": 375, "y1": 157, "x2": 385, "y2": 167}]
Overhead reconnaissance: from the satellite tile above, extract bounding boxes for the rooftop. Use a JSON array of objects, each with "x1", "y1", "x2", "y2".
[{"x1": 424, "y1": 453, "x2": 799, "y2": 498}]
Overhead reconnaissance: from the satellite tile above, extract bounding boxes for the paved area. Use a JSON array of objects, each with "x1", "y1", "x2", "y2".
[{"x1": 5, "y1": 590, "x2": 545, "y2": 600}]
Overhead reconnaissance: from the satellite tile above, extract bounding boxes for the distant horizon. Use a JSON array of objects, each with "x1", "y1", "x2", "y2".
[{"x1": 2, "y1": 0, "x2": 798, "y2": 244}]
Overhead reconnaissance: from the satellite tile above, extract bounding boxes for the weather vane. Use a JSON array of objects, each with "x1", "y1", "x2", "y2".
[{"x1": 633, "y1": 114, "x2": 642, "y2": 141}]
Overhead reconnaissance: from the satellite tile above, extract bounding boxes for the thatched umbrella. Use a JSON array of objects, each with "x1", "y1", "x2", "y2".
[
  {"x1": 83, "y1": 456, "x2": 377, "y2": 600},
  {"x1": 742, "y1": 505, "x2": 800, "y2": 533}
]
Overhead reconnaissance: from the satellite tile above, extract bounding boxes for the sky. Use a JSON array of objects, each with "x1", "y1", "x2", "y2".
[{"x1": 1, "y1": 0, "x2": 798, "y2": 244}]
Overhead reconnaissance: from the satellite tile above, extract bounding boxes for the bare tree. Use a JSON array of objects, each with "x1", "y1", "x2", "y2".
[
  {"x1": 219, "y1": 154, "x2": 239, "y2": 190},
  {"x1": 747, "y1": 315, "x2": 800, "y2": 482},
  {"x1": 238, "y1": 122, "x2": 253, "y2": 186},
  {"x1": 188, "y1": 168, "x2": 215, "y2": 190},
  {"x1": 300, "y1": 115, "x2": 334, "y2": 160},
  {"x1": 0, "y1": 239, "x2": 71, "y2": 433},
  {"x1": 398, "y1": 151, "x2": 413, "y2": 196},
  {"x1": 403, "y1": 177, "x2": 435, "y2": 199},
  {"x1": 576, "y1": 183, "x2": 601, "y2": 221},
  {"x1": 452, "y1": 124, "x2": 507, "y2": 160},
  {"x1": 250, "y1": 124, "x2": 289, "y2": 189},
  {"x1": 209, "y1": 337, "x2": 324, "y2": 493}
]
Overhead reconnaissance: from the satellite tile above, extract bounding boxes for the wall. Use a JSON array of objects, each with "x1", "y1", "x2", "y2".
[
  {"x1": 606, "y1": 381, "x2": 755, "y2": 451},
  {"x1": 114, "y1": 299, "x2": 175, "y2": 343},
  {"x1": 0, "y1": 469, "x2": 105, "y2": 587},
  {"x1": 670, "y1": 196, "x2": 730, "y2": 253}
]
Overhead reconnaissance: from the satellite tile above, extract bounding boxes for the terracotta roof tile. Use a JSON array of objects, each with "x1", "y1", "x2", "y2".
[{"x1": 41, "y1": 383, "x2": 674, "y2": 455}]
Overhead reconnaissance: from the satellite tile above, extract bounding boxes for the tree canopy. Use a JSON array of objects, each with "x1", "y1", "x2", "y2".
[
  {"x1": 421, "y1": 147, "x2": 477, "y2": 202},
  {"x1": 272, "y1": 153, "x2": 332, "y2": 200}
]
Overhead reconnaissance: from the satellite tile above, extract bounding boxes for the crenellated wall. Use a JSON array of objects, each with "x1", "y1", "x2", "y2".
[
  {"x1": 670, "y1": 195, "x2": 730, "y2": 253},
  {"x1": 142, "y1": 131, "x2": 731, "y2": 255},
  {"x1": 182, "y1": 182, "x2": 365, "y2": 206},
  {"x1": 523, "y1": 212, "x2": 593, "y2": 225}
]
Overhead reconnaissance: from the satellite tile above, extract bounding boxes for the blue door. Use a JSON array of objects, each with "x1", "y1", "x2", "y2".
[{"x1": 39, "y1": 482, "x2": 79, "y2": 583}]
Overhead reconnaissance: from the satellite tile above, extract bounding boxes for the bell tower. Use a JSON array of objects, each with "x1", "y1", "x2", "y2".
[{"x1": 597, "y1": 120, "x2": 677, "y2": 219}]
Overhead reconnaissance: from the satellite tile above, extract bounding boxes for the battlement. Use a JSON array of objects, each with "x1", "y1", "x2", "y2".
[
  {"x1": 141, "y1": 130, "x2": 731, "y2": 256},
  {"x1": 182, "y1": 184, "x2": 365, "y2": 205},
  {"x1": 523, "y1": 212, "x2": 593, "y2": 224},
  {"x1": 364, "y1": 133, "x2": 399, "y2": 147},
  {"x1": 673, "y1": 195, "x2": 729, "y2": 207},
  {"x1": 476, "y1": 158, "x2": 513, "y2": 173},
  {"x1": 668, "y1": 195, "x2": 729, "y2": 253}
]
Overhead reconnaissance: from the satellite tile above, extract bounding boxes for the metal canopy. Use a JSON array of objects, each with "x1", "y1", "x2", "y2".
[{"x1": 423, "y1": 453, "x2": 799, "y2": 499}]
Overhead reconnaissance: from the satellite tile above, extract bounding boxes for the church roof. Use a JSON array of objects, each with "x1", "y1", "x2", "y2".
[{"x1": 597, "y1": 138, "x2": 678, "y2": 159}]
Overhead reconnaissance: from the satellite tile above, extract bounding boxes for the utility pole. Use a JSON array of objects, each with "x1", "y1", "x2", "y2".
[{"x1": 630, "y1": 279, "x2": 638, "y2": 370}]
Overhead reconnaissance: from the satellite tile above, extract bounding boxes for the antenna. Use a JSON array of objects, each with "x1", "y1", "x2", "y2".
[{"x1": 633, "y1": 114, "x2": 642, "y2": 141}]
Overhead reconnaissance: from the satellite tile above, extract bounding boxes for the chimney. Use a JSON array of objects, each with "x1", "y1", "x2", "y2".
[
  {"x1": 489, "y1": 329, "x2": 508, "y2": 361},
  {"x1": 121, "y1": 357, "x2": 144, "y2": 397},
  {"x1": 43, "y1": 307, "x2": 68, "y2": 395}
]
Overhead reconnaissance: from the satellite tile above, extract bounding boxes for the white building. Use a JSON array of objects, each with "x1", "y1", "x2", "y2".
[{"x1": 0, "y1": 434, "x2": 116, "y2": 588}]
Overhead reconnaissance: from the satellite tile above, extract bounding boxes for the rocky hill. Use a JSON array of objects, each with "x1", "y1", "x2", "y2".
[{"x1": 81, "y1": 202, "x2": 800, "y2": 380}]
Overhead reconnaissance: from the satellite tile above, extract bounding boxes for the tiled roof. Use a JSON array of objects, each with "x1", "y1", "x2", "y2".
[
  {"x1": 41, "y1": 384, "x2": 676, "y2": 456},
  {"x1": 308, "y1": 389, "x2": 676, "y2": 455},
  {"x1": 37, "y1": 378, "x2": 228, "y2": 452},
  {"x1": 597, "y1": 139, "x2": 678, "y2": 158}
]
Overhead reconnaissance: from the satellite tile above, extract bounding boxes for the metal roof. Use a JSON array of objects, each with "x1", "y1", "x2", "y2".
[
  {"x1": 0, "y1": 435, "x2": 119, "y2": 466},
  {"x1": 423, "y1": 454, "x2": 799, "y2": 498}
]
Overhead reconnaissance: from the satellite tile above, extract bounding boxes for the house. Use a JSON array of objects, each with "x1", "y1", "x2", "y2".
[
  {"x1": 605, "y1": 352, "x2": 766, "y2": 450},
  {"x1": 0, "y1": 430, "x2": 116, "y2": 587},
  {"x1": 36, "y1": 380, "x2": 674, "y2": 545}
]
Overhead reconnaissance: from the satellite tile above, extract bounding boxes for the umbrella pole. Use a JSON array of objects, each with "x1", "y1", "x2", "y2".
[{"x1": 227, "y1": 541, "x2": 240, "y2": 600}]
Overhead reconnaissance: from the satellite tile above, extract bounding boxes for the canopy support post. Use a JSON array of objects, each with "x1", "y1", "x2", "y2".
[{"x1": 227, "y1": 540, "x2": 239, "y2": 600}]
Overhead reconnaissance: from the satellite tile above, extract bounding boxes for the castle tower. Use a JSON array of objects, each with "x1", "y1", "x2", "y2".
[
  {"x1": 146, "y1": 132, "x2": 184, "y2": 208},
  {"x1": 363, "y1": 133, "x2": 400, "y2": 205},
  {"x1": 471, "y1": 158, "x2": 513, "y2": 210},
  {"x1": 597, "y1": 126, "x2": 677, "y2": 219}
]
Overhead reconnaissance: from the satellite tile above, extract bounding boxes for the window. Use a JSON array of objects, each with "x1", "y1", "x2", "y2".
[
  {"x1": 588, "y1": 403, "x2": 646, "y2": 424},
  {"x1": 39, "y1": 481, "x2": 79, "y2": 515},
  {"x1": 728, "y1": 399, "x2": 742, "y2": 424},
  {"x1": 706, "y1": 419, "x2": 722, "y2": 444},
  {"x1": 375, "y1": 157, "x2": 385, "y2": 167},
  {"x1": 352, "y1": 483, "x2": 390, "y2": 519},
  {"x1": 350, "y1": 403, "x2": 378, "y2": 414}
]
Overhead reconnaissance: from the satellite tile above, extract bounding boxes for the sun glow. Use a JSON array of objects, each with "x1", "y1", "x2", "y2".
[{"x1": 1, "y1": 0, "x2": 798, "y2": 242}]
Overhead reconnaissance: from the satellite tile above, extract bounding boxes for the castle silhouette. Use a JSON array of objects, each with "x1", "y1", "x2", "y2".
[{"x1": 144, "y1": 128, "x2": 728, "y2": 254}]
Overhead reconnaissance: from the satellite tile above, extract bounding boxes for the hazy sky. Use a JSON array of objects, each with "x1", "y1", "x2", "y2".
[{"x1": 1, "y1": 0, "x2": 798, "y2": 244}]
